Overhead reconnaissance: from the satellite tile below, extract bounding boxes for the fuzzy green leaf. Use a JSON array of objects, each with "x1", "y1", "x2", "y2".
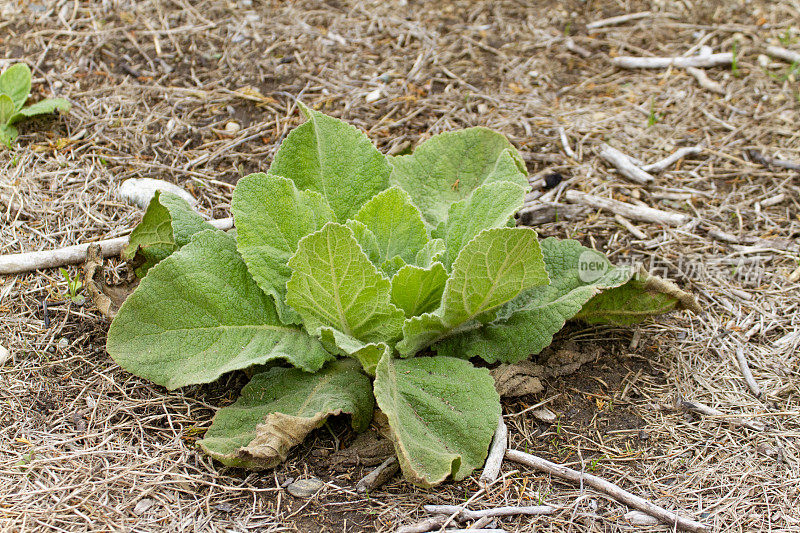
[
  {"x1": 199, "y1": 359, "x2": 373, "y2": 470},
  {"x1": 286, "y1": 222, "x2": 405, "y2": 348},
  {"x1": 268, "y1": 102, "x2": 390, "y2": 222},
  {"x1": 9, "y1": 98, "x2": 71, "y2": 124},
  {"x1": 415, "y1": 238, "x2": 445, "y2": 268},
  {"x1": 397, "y1": 227, "x2": 548, "y2": 357},
  {"x1": 345, "y1": 219, "x2": 382, "y2": 266},
  {"x1": 442, "y1": 181, "x2": 527, "y2": 268},
  {"x1": 434, "y1": 238, "x2": 633, "y2": 363},
  {"x1": 388, "y1": 128, "x2": 528, "y2": 227},
  {"x1": 123, "y1": 191, "x2": 214, "y2": 277},
  {"x1": 373, "y1": 353, "x2": 500, "y2": 487},
  {"x1": 0, "y1": 63, "x2": 31, "y2": 112},
  {"x1": 0, "y1": 94, "x2": 14, "y2": 126},
  {"x1": 576, "y1": 267, "x2": 701, "y2": 325},
  {"x1": 391, "y1": 263, "x2": 448, "y2": 317},
  {"x1": 233, "y1": 173, "x2": 335, "y2": 323},
  {"x1": 107, "y1": 229, "x2": 333, "y2": 389},
  {"x1": 0, "y1": 122, "x2": 17, "y2": 148},
  {"x1": 354, "y1": 186, "x2": 428, "y2": 264}
]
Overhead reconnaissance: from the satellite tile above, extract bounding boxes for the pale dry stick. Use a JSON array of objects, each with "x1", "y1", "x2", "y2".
[
  {"x1": 356, "y1": 456, "x2": 399, "y2": 493},
  {"x1": 597, "y1": 144, "x2": 654, "y2": 184},
  {"x1": 686, "y1": 67, "x2": 726, "y2": 95},
  {"x1": 565, "y1": 191, "x2": 690, "y2": 226},
  {"x1": 0, "y1": 218, "x2": 234, "y2": 274},
  {"x1": 614, "y1": 214, "x2": 648, "y2": 239},
  {"x1": 564, "y1": 38, "x2": 591, "y2": 58},
  {"x1": 766, "y1": 45, "x2": 800, "y2": 64},
  {"x1": 479, "y1": 418, "x2": 508, "y2": 484},
  {"x1": 734, "y1": 346, "x2": 761, "y2": 398},
  {"x1": 557, "y1": 127, "x2": 577, "y2": 160},
  {"x1": 676, "y1": 396, "x2": 765, "y2": 431},
  {"x1": 397, "y1": 515, "x2": 447, "y2": 533},
  {"x1": 586, "y1": 11, "x2": 652, "y2": 29},
  {"x1": 640, "y1": 146, "x2": 704, "y2": 172},
  {"x1": 423, "y1": 505, "x2": 556, "y2": 521},
  {"x1": 505, "y1": 449, "x2": 708, "y2": 533},
  {"x1": 470, "y1": 516, "x2": 494, "y2": 529},
  {"x1": 611, "y1": 53, "x2": 732, "y2": 69},
  {"x1": 443, "y1": 529, "x2": 505, "y2": 533}
]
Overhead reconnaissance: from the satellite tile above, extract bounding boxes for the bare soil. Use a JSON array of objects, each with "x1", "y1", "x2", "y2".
[{"x1": 1, "y1": 1, "x2": 799, "y2": 532}]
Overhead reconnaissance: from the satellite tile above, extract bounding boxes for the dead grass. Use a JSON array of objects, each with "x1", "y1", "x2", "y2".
[{"x1": 1, "y1": 0, "x2": 799, "y2": 531}]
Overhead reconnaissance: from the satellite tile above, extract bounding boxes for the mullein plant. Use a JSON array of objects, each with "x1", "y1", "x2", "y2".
[{"x1": 106, "y1": 104, "x2": 698, "y2": 487}]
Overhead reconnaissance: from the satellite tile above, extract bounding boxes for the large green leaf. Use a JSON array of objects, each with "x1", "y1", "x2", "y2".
[
  {"x1": 397, "y1": 227, "x2": 548, "y2": 357},
  {"x1": 388, "y1": 128, "x2": 528, "y2": 227},
  {"x1": 0, "y1": 63, "x2": 31, "y2": 112},
  {"x1": 441, "y1": 181, "x2": 526, "y2": 268},
  {"x1": 390, "y1": 263, "x2": 448, "y2": 317},
  {"x1": 0, "y1": 94, "x2": 14, "y2": 126},
  {"x1": 436, "y1": 238, "x2": 700, "y2": 362},
  {"x1": 199, "y1": 359, "x2": 374, "y2": 470},
  {"x1": 354, "y1": 186, "x2": 428, "y2": 265},
  {"x1": 107, "y1": 229, "x2": 333, "y2": 389},
  {"x1": 0, "y1": 123, "x2": 17, "y2": 148},
  {"x1": 268, "y1": 102, "x2": 390, "y2": 222},
  {"x1": 373, "y1": 353, "x2": 500, "y2": 487},
  {"x1": 434, "y1": 238, "x2": 632, "y2": 363},
  {"x1": 9, "y1": 98, "x2": 71, "y2": 124},
  {"x1": 233, "y1": 173, "x2": 335, "y2": 323},
  {"x1": 286, "y1": 222, "x2": 405, "y2": 347},
  {"x1": 123, "y1": 191, "x2": 214, "y2": 277},
  {"x1": 576, "y1": 266, "x2": 701, "y2": 325}
]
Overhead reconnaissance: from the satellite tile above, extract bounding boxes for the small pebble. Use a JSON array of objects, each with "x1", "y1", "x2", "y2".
[
  {"x1": 0, "y1": 344, "x2": 9, "y2": 366},
  {"x1": 477, "y1": 103, "x2": 489, "y2": 114},
  {"x1": 225, "y1": 121, "x2": 241, "y2": 135},
  {"x1": 757, "y1": 54, "x2": 771, "y2": 67},
  {"x1": 117, "y1": 178, "x2": 196, "y2": 209},
  {"x1": 132, "y1": 498, "x2": 154, "y2": 516},
  {"x1": 286, "y1": 477, "x2": 324, "y2": 498},
  {"x1": 625, "y1": 510, "x2": 659, "y2": 525},
  {"x1": 57, "y1": 338, "x2": 69, "y2": 349},
  {"x1": 543, "y1": 172, "x2": 563, "y2": 190},
  {"x1": 365, "y1": 88, "x2": 382, "y2": 103}
]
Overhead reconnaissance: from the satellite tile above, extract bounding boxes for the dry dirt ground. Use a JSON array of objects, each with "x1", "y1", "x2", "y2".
[{"x1": 1, "y1": 1, "x2": 799, "y2": 532}]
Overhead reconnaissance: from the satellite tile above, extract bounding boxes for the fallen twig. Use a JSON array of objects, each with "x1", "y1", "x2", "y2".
[
  {"x1": 597, "y1": 143, "x2": 654, "y2": 184},
  {"x1": 423, "y1": 504, "x2": 555, "y2": 521},
  {"x1": 564, "y1": 38, "x2": 591, "y2": 58},
  {"x1": 745, "y1": 149, "x2": 800, "y2": 171},
  {"x1": 356, "y1": 456, "x2": 399, "y2": 493},
  {"x1": 397, "y1": 515, "x2": 446, "y2": 533},
  {"x1": 586, "y1": 11, "x2": 651, "y2": 29},
  {"x1": 505, "y1": 449, "x2": 708, "y2": 533},
  {"x1": 614, "y1": 214, "x2": 648, "y2": 239},
  {"x1": 766, "y1": 45, "x2": 800, "y2": 64},
  {"x1": 611, "y1": 52, "x2": 732, "y2": 69},
  {"x1": 565, "y1": 191, "x2": 690, "y2": 226},
  {"x1": 443, "y1": 529, "x2": 505, "y2": 533},
  {"x1": 0, "y1": 218, "x2": 234, "y2": 275},
  {"x1": 557, "y1": 126, "x2": 577, "y2": 160},
  {"x1": 516, "y1": 202, "x2": 585, "y2": 226},
  {"x1": 640, "y1": 146, "x2": 704, "y2": 172},
  {"x1": 686, "y1": 67, "x2": 726, "y2": 95},
  {"x1": 479, "y1": 418, "x2": 508, "y2": 484},
  {"x1": 735, "y1": 346, "x2": 762, "y2": 398},
  {"x1": 675, "y1": 396, "x2": 765, "y2": 431}
]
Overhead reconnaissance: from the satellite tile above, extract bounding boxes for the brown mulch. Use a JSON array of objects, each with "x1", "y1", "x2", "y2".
[{"x1": 1, "y1": 1, "x2": 798, "y2": 531}]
